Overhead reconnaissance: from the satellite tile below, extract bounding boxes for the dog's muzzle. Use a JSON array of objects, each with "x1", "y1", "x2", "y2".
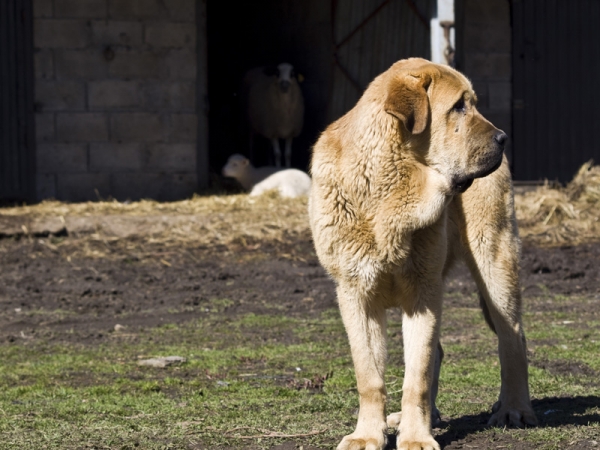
[{"x1": 451, "y1": 138, "x2": 505, "y2": 194}]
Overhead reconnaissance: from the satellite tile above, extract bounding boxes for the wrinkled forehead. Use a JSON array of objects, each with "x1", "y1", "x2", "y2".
[
  {"x1": 431, "y1": 65, "x2": 476, "y2": 104},
  {"x1": 277, "y1": 63, "x2": 293, "y2": 80}
]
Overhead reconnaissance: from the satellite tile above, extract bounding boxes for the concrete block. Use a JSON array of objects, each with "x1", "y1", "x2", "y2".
[
  {"x1": 464, "y1": 52, "x2": 511, "y2": 80},
  {"x1": 56, "y1": 173, "x2": 111, "y2": 201},
  {"x1": 488, "y1": 81, "x2": 512, "y2": 111},
  {"x1": 170, "y1": 113, "x2": 197, "y2": 143},
  {"x1": 33, "y1": 0, "x2": 53, "y2": 18},
  {"x1": 146, "y1": 143, "x2": 195, "y2": 171},
  {"x1": 111, "y1": 172, "x2": 197, "y2": 201},
  {"x1": 37, "y1": 143, "x2": 88, "y2": 173},
  {"x1": 464, "y1": 24, "x2": 511, "y2": 53},
  {"x1": 88, "y1": 80, "x2": 142, "y2": 110},
  {"x1": 464, "y1": 0, "x2": 509, "y2": 25},
  {"x1": 110, "y1": 113, "x2": 168, "y2": 142},
  {"x1": 145, "y1": 23, "x2": 195, "y2": 49},
  {"x1": 89, "y1": 143, "x2": 145, "y2": 172},
  {"x1": 165, "y1": 0, "x2": 195, "y2": 21},
  {"x1": 35, "y1": 113, "x2": 56, "y2": 142},
  {"x1": 55, "y1": 0, "x2": 107, "y2": 18},
  {"x1": 36, "y1": 80, "x2": 85, "y2": 111},
  {"x1": 57, "y1": 113, "x2": 109, "y2": 142},
  {"x1": 91, "y1": 20, "x2": 143, "y2": 46},
  {"x1": 34, "y1": 19, "x2": 91, "y2": 49},
  {"x1": 109, "y1": 49, "x2": 166, "y2": 79},
  {"x1": 34, "y1": 49, "x2": 54, "y2": 79},
  {"x1": 108, "y1": 0, "x2": 166, "y2": 19},
  {"x1": 165, "y1": 49, "x2": 197, "y2": 80},
  {"x1": 55, "y1": 49, "x2": 109, "y2": 80},
  {"x1": 36, "y1": 173, "x2": 57, "y2": 200},
  {"x1": 142, "y1": 82, "x2": 195, "y2": 111}
]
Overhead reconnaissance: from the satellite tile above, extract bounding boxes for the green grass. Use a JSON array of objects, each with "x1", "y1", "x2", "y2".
[{"x1": 1, "y1": 294, "x2": 600, "y2": 449}]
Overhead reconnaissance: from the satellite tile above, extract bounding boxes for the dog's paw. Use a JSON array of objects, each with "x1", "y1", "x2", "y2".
[
  {"x1": 336, "y1": 432, "x2": 387, "y2": 450},
  {"x1": 488, "y1": 401, "x2": 538, "y2": 428},
  {"x1": 397, "y1": 436, "x2": 441, "y2": 450}
]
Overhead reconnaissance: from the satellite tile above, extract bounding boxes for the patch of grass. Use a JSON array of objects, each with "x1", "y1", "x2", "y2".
[{"x1": 2, "y1": 294, "x2": 600, "y2": 449}]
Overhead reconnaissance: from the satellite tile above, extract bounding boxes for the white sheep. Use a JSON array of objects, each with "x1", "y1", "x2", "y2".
[
  {"x1": 243, "y1": 62, "x2": 304, "y2": 168},
  {"x1": 221, "y1": 153, "x2": 311, "y2": 198},
  {"x1": 221, "y1": 153, "x2": 278, "y2": 191},
  {"x1": 249, "y1": 169, "x2": 311, "y2": 199}
]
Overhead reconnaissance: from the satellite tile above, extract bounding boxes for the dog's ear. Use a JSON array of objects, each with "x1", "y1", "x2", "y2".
[{"x1": 384, "y1": 74, "x2": 431, "y2": 135}]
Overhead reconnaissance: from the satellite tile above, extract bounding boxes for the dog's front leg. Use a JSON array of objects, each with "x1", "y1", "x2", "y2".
[
  {"x1": 397, "y1": 294, "x2": 442, "y2": 450},
  {"x1": 336, "y1": 284, "x2": 388, "y2": 450}
]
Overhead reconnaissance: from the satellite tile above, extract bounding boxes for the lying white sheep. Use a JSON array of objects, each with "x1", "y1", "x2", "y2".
[
  {"x1": 221, "y1": 153, "x2": 311, "y2": 198},
  {"x1": 221, "y1": 153, "x2": 278, "y2": 191},
  {"x1": 249, "y1": 168, "x2": 311, "y2": 199},
  {"x1": 243, "y1": 62, "x2": 304, "y2": 168}
]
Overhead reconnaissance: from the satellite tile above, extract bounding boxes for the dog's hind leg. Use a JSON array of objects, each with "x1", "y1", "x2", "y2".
[
  {"x1": 452, "y1": 164, "x2": 537, "y2": 428},
  {"x1": 335, "y1": 284, "x2": 388, "y2": 450}
]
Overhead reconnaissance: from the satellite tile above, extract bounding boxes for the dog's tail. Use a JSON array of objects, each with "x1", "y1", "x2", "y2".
[{"x1": 479, "y1": 293, "x2": 497, "y2": 334}]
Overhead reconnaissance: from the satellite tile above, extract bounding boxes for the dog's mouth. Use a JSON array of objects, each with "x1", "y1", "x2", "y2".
[
  {"x1": 475, "y1": 153, "x2": 503, "y2": 179},
  {"x1": 451, "y1": 153, "x2": 503, "y2": 194},
  {"x1": 452, "y1": 177, "x2": 474, "y2": 194}
]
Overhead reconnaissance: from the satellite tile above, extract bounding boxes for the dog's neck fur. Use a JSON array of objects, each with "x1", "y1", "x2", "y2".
[{"x1": 311, "y1": 97, "x2": 452, "y2": 270}]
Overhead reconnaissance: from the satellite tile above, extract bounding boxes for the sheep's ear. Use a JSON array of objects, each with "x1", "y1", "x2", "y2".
[
  {"x1": 263, "y1": 66, "x2": 278, "y2": 77},
  {"x1": 384, "y1": 73, "x2": 431, "y2": 135}
]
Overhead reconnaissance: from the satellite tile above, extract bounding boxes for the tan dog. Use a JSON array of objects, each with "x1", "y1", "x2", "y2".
[{"x1": 308, "y1": 58, "x2": 537, "y2": 450}]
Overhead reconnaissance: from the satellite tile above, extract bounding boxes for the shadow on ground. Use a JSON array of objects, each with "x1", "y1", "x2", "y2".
[{"x1": 382, "y1": 396, "x2": 600, "y2": 449}]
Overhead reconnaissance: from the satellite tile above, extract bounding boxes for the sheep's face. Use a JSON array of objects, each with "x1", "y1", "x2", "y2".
[
  {"x1": 277, "y1": 63, "x2": 295, "y2": 93},
  {"x1": 263, "y1": 63, "x2": 298, "y2": 93},
  {"x1": 222, "y1": 154, "x2": 249, "y2": 178}
]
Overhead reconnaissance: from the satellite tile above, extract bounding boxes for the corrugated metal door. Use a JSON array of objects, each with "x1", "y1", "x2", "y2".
[
  {"x1": 512, "y1": 0, "x2": 600, "y2": 182},
  {"x1": 0, "y1": 0, "x2": 35, "y2": 202},
  {"x1": 329, "y1": 0, "x2": 434, "y2": 121}
]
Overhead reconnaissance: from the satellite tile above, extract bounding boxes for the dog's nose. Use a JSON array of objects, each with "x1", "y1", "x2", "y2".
[{"x1": 494, "y1": 132, "x2": 507, "y2": 147}]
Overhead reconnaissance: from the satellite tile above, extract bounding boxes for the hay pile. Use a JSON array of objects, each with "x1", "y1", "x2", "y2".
[
  {"x1": 1, "y1": 161, "x2": 599, "y2": 250},
  {"x1": 515, "y1": 161, "x2": 600, "y2": 246},
  {"x1": 0, "y1": 192, "x2": 310, "y2": 251}
]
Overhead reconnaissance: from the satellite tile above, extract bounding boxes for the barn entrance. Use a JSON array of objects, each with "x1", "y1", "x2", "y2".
[
  {"x1": 512, "y1": 0, "x2": 600, "y2": 182},
  {"x1": 0, "y1": 0, "x2": 36, "y2": 203},
  {"x1": 205, "y1": 0, "x2": 433, "y2": 181}
]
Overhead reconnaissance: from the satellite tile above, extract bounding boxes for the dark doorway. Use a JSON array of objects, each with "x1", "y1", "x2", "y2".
[
  {"x1": 512, "y1": 0, "x2": 600, "y2": 182},
  {"x1": 0, "y1": 0, "x2": 36, "y2": 203},
  {"x1": 206, "y1": 0, "x2": 432, "y2": 184},
  {"x1": 206, "y1": 1, "x2": 332, "y2": 179}
]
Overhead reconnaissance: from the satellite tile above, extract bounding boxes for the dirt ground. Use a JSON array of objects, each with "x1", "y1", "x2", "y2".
[{"x1": 1, "y1": 222, "x2": 600, "y2": 449}]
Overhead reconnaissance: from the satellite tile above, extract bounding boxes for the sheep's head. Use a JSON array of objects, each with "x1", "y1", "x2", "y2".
[
  {"x1": 222, "y1": 154, "x2": 250, "y2": 178},
  {"x1": 264, "y1": 63, "x2": 297, "y2": 93}
]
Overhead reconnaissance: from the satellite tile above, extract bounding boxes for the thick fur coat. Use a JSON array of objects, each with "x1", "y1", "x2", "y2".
[{"x1": 309, "y1": 58, "x2": 537, "y2": 450}]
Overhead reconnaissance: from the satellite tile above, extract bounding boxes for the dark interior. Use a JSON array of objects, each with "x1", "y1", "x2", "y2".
[{"x1": 206, "y1": 1, "x2": 332, "y2": 183}]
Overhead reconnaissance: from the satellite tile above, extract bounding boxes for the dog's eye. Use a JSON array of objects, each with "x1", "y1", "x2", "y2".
[{"x1": 452, "y1": 98, "x2": 466, "y2": 113}]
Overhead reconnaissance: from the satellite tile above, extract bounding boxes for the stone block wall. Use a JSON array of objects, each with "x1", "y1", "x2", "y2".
[
  {"x1": 33, "y1": 0, "x2": 198, "y2": 202},
  {"x1": 459, "y1": 0, "x2": 512, "y2": 161}
]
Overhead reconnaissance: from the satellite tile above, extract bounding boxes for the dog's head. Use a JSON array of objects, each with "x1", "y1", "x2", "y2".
[{"x1": 383, "y1": 58, "x2": 505, "y2": 194}]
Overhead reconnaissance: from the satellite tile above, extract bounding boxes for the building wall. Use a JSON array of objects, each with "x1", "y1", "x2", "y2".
[
  {"x1": 33, "y1": 0, "x2": 199, "y2": 202},
  {"x1": 457, "y1": 0, "x2": 512, "y2": 162}
]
